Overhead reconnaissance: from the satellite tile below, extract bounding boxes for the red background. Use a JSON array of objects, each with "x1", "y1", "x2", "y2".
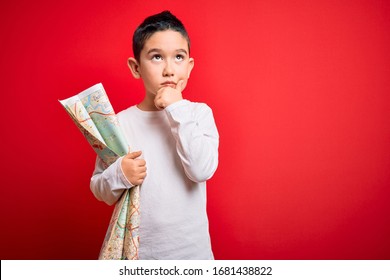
[{"x1": 1, "y1": 0, "x2": 389, "y2": 260}]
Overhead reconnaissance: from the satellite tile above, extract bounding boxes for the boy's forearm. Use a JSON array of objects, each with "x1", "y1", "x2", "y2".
[
  {"x1": 165, "y1": 100, "x2": 219, "y2": 182},
  {"x1": 90, "y1": 156, "x2": 133, "y2": 205}
]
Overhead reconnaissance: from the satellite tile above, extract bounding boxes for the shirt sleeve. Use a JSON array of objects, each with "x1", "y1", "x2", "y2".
[
  {"x1": 165, "y1": 99, "x2": 219, "y2": 183},
  {"x1": 90, "y1": 156, "x2": 134, "y2": 206}
]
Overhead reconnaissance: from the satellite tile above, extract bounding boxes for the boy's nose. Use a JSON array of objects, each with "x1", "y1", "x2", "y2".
[{"x1": 163, "y1": 61, "x2": 174, "y2": 77}]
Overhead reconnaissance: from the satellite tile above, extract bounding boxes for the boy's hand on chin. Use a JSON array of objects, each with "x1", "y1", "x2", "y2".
[{"x1": 154, "y1": 80, "x2": 185, "y2": 110}]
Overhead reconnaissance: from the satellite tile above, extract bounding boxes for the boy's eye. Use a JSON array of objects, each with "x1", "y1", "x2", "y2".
[
  {"x1": 152, "y1": 55, "x2": 162, "y2": 61},
  {"x1": 175, "y1": 54, "x2": 184, "y2": 61}
]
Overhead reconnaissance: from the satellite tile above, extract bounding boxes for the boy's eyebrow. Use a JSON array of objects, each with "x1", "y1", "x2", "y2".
[
  {"x1": 146, "y1": 48, "x2": 188, "y2": 54},
  {"x1": 176, "y1": 48, "x2": 188, "y2": 54},
  {"x1": 147, "y1": 48, "x2": 161, "y2": 54}
]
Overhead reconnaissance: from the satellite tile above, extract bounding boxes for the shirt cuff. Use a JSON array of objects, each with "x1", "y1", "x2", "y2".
[{"x1": 165, "y1": 99, "x2": 191, "y2": 113}]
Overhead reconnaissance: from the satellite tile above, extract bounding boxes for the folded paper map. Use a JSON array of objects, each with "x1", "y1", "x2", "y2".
[{"x1": 59, "y1": 83, "x2": 140, "y2": 260}]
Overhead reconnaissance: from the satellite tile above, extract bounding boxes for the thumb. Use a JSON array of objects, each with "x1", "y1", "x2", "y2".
[
  {"x1": 176, "y1": 80, "x2": 185, "y2": 92},
  {"x1": 127, "y1": 150, "x2": 142, "y2": 159}
]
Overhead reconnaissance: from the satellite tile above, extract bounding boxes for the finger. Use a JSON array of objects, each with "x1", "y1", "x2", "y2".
[
  {"x1": 138, "y1": 166, "x2": 147, "y2": 172},
  {"x1": 127, "y1": 150, "x2": 142, "y2": 159},
  {"x1": 154, "y1": 98, "x2": 165, "y2": 110},
  {"x1": 176, "y1": 80, "x2": 185, "y2": 92},
  {"x1": 133, "y1": 179, "x2": 144, "y2": 186},
  {"x1": 136, "y1": 173, "x2": 147, "y2": 184}
]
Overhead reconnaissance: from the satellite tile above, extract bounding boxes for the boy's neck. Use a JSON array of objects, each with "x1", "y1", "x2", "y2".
[{"x1": 137, "y1": 97, "x2": 160, "y2": 111}]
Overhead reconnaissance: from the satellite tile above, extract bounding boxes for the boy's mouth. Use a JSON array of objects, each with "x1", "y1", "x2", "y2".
[{"x1": 161, "y1": 81, "x2": 177, "y2": 88}]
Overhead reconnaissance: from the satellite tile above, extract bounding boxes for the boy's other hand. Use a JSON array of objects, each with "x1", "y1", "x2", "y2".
[
  {"x1": 155, "y1": 80, "x2": 185, "y2": 110},
  {"x1": 121, "y1": 150, "x2": 147, "y2": 186}
]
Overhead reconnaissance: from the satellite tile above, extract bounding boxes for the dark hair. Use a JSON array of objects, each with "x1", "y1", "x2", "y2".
[{"x1": 132, "y1": 11, "x2": 191, "y2": 62}]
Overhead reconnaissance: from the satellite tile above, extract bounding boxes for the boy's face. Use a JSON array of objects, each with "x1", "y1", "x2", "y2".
[{"x1": 128, "y1": 30, "x2": 194, "y2": 97}]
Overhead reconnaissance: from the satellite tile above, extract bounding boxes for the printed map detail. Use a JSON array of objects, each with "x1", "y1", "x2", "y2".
[{"x1": 59, "y1": 83, "x2": 140, "y2": 260}]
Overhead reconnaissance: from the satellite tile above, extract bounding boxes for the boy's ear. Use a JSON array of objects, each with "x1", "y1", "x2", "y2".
[
  {"x1": 187, "y1": 58, "x2": 195, "y2": 78},
  {"x1": 127, "y1": 57, "x2": 141, "y2": 79}
]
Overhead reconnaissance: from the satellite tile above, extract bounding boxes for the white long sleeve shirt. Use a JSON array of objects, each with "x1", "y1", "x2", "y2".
[{"x1": 90, "y1": 100, "x2": 219, "y2": 259}]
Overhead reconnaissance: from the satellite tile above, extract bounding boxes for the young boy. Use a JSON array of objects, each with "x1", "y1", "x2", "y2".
[{"x1": 90, "y1": 11, "x2": 219, "y2": 260}]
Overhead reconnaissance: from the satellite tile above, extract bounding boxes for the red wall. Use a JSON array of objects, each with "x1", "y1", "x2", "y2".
[{"x1": 1, "y1": 0, "x2": 389, "y2": 259}]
